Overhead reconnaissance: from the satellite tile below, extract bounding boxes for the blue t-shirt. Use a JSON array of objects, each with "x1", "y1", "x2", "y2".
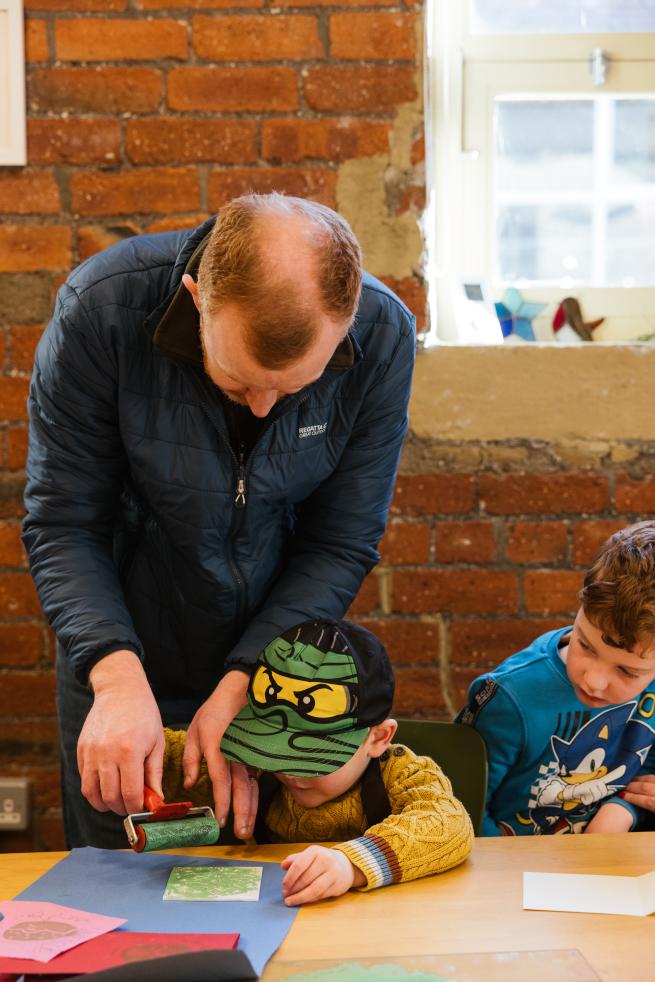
[{"x1": 457, "y1": 628, "x2": 655, "y2": 835}]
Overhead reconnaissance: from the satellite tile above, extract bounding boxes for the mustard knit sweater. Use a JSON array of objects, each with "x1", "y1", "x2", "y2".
[{"x1": 162, "y1": 729, "x2": 473, "y2": 890}]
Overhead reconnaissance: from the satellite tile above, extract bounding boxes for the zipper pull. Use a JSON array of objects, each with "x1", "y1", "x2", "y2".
[{"x1": 234, "y1": 446, "x2": 246, "y2": 509}]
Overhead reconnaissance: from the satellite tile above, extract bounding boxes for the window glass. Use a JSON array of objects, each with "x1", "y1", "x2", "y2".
[
  {"x1": 495, "y1": 97, "x2": 655, "y2": 286},
  {"x1": 471, "y1": 0, "x2": 655, "y2": 34}
]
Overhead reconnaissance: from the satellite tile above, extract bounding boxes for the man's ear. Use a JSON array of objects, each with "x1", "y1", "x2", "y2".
[
  {"x1": 366, "y1": 719, "x2": 398, "y2": 759},
  {"x1": 182, "y1": 273, "x2": 201, "y2": 312}
]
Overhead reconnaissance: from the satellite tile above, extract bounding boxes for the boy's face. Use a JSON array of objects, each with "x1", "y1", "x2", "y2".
[
  {"x1": 565, "y1": 608, "x2": 655, "y2": 708},
  {"x1": 275, "y1": 737, "x2": 372, "y2": 809}
]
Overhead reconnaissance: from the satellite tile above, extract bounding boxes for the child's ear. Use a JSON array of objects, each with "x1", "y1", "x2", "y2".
[{"x1": 366, "y1": 719, "x2": 398, "y2": 758}]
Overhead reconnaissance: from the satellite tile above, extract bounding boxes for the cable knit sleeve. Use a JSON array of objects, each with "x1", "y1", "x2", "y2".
[
  {"x1": 162, "y1": 728, "x2": 214, "y2": 805},
  {"x1": 334, "y1": 746, "x2": 474, "y2": 890}
]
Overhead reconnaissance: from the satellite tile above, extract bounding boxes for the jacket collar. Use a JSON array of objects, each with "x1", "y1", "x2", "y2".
[{"x1": 151, "y1": 221, "x2": 358, "y2": 372}]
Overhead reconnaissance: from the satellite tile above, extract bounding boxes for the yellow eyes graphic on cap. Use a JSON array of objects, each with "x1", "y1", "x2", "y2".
[{"x1": 250, "y1": 665, "x2": 354, "y2": 721}]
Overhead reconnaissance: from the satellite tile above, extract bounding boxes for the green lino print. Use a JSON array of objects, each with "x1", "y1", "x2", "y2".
[{"x1": 163, "y1": 865, "x2": 263, "y2": 902}]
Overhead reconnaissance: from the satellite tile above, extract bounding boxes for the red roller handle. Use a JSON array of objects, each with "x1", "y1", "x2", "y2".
[{"x1": 142, "y1": 785, "x2": 193, "y2": 820}]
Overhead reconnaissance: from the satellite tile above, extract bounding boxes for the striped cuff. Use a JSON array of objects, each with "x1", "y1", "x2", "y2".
[{"x1": 336, "y1": 834, "x2": 401, "y2": 890}]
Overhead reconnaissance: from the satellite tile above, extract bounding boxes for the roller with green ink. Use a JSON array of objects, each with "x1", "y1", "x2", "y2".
[{"x1": 124, "y1": 786, "x2": 220, "y2": 852}]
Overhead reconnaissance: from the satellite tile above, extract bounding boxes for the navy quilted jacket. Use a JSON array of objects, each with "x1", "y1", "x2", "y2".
[{"x1": 23, "y1": 217, "x2": 415, "y2": 700}]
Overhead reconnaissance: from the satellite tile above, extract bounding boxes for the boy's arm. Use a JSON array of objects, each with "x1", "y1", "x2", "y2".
[
  {"x1": 456, "y1": 678, "x2": 525, "y2": 836},
  {"x1": 584, "y1": 801, "x2": 635, "y2": 833},
  {"x1": 333, "y1": 750, "x2": 474, "y2": 891}
]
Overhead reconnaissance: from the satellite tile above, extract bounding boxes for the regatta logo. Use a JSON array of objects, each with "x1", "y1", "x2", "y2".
[{"x1": 298, "y1": 422, "x2": 327, "y2": 439}]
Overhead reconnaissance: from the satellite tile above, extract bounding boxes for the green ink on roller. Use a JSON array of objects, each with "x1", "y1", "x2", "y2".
[{"x1": 137, "y1": 817, "x2": 220, "y2": 852}]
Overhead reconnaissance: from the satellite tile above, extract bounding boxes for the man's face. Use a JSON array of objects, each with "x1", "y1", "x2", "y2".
[
  {"x1": 565, "y1": 608, "x2": 655, "y2": 708},
  {"x1": 184, "y1": 277, "x2": 348, "y2": 418}
]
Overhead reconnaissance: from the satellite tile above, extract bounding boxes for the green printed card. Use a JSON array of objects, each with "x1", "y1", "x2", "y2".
[{"x1": 163, "y1": 865, "x2": 263, "y2": 902}]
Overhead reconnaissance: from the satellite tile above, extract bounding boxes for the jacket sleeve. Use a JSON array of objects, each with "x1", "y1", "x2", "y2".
[
  {"x1": 333, "y1": 748, "x2": 473, "y2": 890},
  {"x1": 224, "y1": 315, "x2": 415, "y2": 672},
  {"x1": 22, "y1": 284, "x2": 143, "y2": 683},
  {"x1": 456, "y1": 678, "x2": 525, "y2": 836}
]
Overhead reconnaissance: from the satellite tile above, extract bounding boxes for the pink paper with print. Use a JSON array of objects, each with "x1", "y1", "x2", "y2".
[{"x1": 0, "y1": 900, "x2": 125, "y2": 963}]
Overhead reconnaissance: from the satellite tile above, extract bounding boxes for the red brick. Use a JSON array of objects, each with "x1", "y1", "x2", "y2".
[
  {"x1": 393, "y1": 667, "x2": 447, "y2": 716},
  {"x1": 392, "y1": 569, "x2": 519, "y2": 615},
  {"x1": 479, "y1": 473, "x2": 609, "y2": 516},
  {"x1": 25, "y1": 19, "x2": 48, "y2": 61},
  {"x1": 356, "y1": 618, "x2": 441, "y2": 665},
  {"x1": 77, "y1": 225, "x2": 138, "y2": 263},
  {"x1": 208, "y1": 168, "x2": 337, "y2": 210},
  {"x1": 0, "y1": 378, "x2": 30, "y2": 421},
  {"x1": 10, "y1": 325, "x2": 44, "y2": 373},
  {"x1": 28, "y1": 119, "x2": 120, "y2": 166},
  {"x1": 0, "y1": 624, "x2": 43, "y2": 666},
  {"x1": 126, "y1": 118, "x2": 257, "y2": 165},
  {"x1": 168, "y1": 67, "x2": 297, "y2": 112},
  {"x1": 278, "y1": 0, "x2": 395, "y2": 7},
  {"x1": 0, "y1": 332, "x2": 5, "y2": 371},
  {"x1": 395, "y1": 183, "x2": 426, "y2": 216},
  {"x1": 0, "y1": 523, "x2": 25, "y2": 567},
  {"x1": 304, "y1": 67, "x2": 416, "y2": 112},
  {"x1": 146, "y1": 214, "x2": 208, "y2": 234},
  {"x1": 0, "y1": 171, "x2": 60, "y2": 215},
  {"x1": 193, "y1": 14, "x2": 322, "y2": 60},
  {"x1": 379, "y1": 276, "x2": 427, "y2": 332},
  {"x1": 449, "y1": 618, "x2": 564, "y2": 669},
  {"x1": 0, "y1": 718, "x2": 59, "y2": 755},
  {"x1": 505, "y1": 521, "x2": 568, "y2": 564},
  {"x1": 379, "y1": 521, "x2": 430, "y2": 564},
  {"x1": 25, "y1": 0, "x2": 126, "y2": 7},
  {"x1": 348, "y1": 573, "x2": 380, "y2": 615},
  {"x1": 262, "y1": 118, "x2": 389, "y2": 164},
  {"x1": 71, "y1": 168, "x2": 199, "y2": 216},
  {"x1": 56, "y1": 17, "x2": 187, "y2": 61},
  {"x1": 615, "y1": 473, "x2": 655, "y2": 513},
  {"x1": 572, "y1": 519, "x2": 627, "y2": 565},
  {"x1": 435, "y1": 521, "x2": 496, "y2": 563},
  {"x1": 0, "y1": 226, "x2": 71, "y2": 273},
  {"x1": 450, "y1": 666, "x2": 483, "y2": 711},
  {"x1": 330, "y1": 12, "x2": 416, "y2": 60},
  {"x1": 391, "y1": 474, "x2": 476, "y2": 517},
  {"x1": 0, "y1": 672, "x2": 55, "y2": 715},
  {"x1": 411, "y1": 132, "x2": 425, "y2": 165},
  {"x1": 140, "y1": 0, "x2": 261, "y2": 7},
  {"x1": 0, "y1": 573, "x2": 41, "y2": 616},
  {"x1": 29, "y1": 68, "x2": 162, "y2": 114},
  {"x1": 6, "y1": 428, "x2": 29, "y2": 469},
  {"x1": 524, "y1": 570, "x2": 583, "y2": 616}
]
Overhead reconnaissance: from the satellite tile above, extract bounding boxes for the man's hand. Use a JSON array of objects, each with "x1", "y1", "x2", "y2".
[
  {"x1": 182, "y1": 670, "x2": 256, "y2": 839},
  {"x1": 280, "y1": 846, "x2": 364, "y2": 906},
  {"x1": 80, "y1": 650, "x2": 165, "y2": 816},
  {"x1": 621, "y1": 774, "x2": 655, "y2": 812}
]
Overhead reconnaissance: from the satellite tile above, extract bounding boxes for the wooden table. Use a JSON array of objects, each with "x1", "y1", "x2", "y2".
[{"x1": 2, "y1": 834, "x2": 654, "y2": 981}]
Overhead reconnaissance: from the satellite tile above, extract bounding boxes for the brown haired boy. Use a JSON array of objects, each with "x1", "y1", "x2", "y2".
[{"x1": 457, "y1": 521, "x2": 655, "y2": 836}]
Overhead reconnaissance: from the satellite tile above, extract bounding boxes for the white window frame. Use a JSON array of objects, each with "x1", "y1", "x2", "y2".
[
  {"x1": 427, "y1": 2, "x2": 655, "y2": 342},
  {"x1": 0, "y1": 0, "x2": 26, "y2": 166}
]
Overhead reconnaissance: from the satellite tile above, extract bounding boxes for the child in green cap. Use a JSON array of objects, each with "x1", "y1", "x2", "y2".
[{"x1": 162, "y1": 619, "x2": 473, "y2": 906}]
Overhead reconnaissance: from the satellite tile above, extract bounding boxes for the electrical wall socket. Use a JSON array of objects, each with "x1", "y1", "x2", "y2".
[{"x1": 0, "y1": 777, "x2": 30, "y2": 831}]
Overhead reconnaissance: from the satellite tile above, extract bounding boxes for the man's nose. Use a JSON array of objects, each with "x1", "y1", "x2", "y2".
[{"x1": 245, "y1": 389, "x2": 278, "y2": 417}]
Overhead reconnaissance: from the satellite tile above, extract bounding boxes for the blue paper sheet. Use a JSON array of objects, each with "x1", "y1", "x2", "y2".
[{"x1": 16, "y1": 847, "x2": 298, "y2": 977}]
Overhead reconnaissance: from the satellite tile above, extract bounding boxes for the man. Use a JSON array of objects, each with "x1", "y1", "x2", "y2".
[{"x1": 23, "y1": 194, "x2": 416, "y2": 848}]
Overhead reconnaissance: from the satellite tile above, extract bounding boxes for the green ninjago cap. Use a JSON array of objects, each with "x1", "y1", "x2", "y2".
[{"x1": 221, "y1": 620, "x2": 395, "y2": 776}]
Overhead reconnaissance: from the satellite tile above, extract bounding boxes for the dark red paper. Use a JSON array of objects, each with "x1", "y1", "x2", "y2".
[{"x1": 0, "y1": 930, "x2": 239, "y2": 976}]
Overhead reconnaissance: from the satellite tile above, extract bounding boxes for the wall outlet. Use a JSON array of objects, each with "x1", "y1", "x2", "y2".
[{"x1": 0, "y1": 777, "x2": 30, "y2": 831}]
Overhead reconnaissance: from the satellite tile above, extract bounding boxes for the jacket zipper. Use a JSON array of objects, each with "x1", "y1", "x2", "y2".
[{"x1": 234, "y1": 443, "x2": 246, "y2": 509}]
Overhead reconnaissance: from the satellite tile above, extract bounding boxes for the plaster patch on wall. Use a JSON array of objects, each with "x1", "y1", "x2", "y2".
[{"x1": 337, "y1": 155, "x2": 423, "y2": 279}]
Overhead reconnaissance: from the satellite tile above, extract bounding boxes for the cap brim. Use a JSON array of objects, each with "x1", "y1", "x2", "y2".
[{"x1": 221, "y1": 704, "x2": 369, "y2": 776}]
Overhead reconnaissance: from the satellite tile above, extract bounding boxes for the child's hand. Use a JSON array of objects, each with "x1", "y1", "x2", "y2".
[{"x1": 280, "y1": 846, "x2": 364, "y2": 906}]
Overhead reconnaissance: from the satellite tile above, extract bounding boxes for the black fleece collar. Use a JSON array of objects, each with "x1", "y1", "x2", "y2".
[{"x1": 151, "y1": 223, "x2": 357, "y2": 372}]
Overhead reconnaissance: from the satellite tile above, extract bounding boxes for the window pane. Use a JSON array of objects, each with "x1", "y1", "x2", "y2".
[
  {"x1": 496, "y1": 101, "x2": 594, "y2": 192},
  {"x1": 613, "y1": 99, "x2": 655, "y2": 185},
  {"x1": 497, "y1": 205, "x2": 592, "y2": 283},
  {"x1": 495, "y1": 97, "x2": 655, "y2": 286},
  {"x1": 471, "y1": 0, "x2": 655, "y2": 33},
  {"x1": 606, "y1": 202, "x2": 655, "y2": 285}
]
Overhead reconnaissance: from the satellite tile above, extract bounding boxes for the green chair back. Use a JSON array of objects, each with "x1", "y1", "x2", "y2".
[{"x1": 395, "y1": 719, "x2": 488, "y2": 835}]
